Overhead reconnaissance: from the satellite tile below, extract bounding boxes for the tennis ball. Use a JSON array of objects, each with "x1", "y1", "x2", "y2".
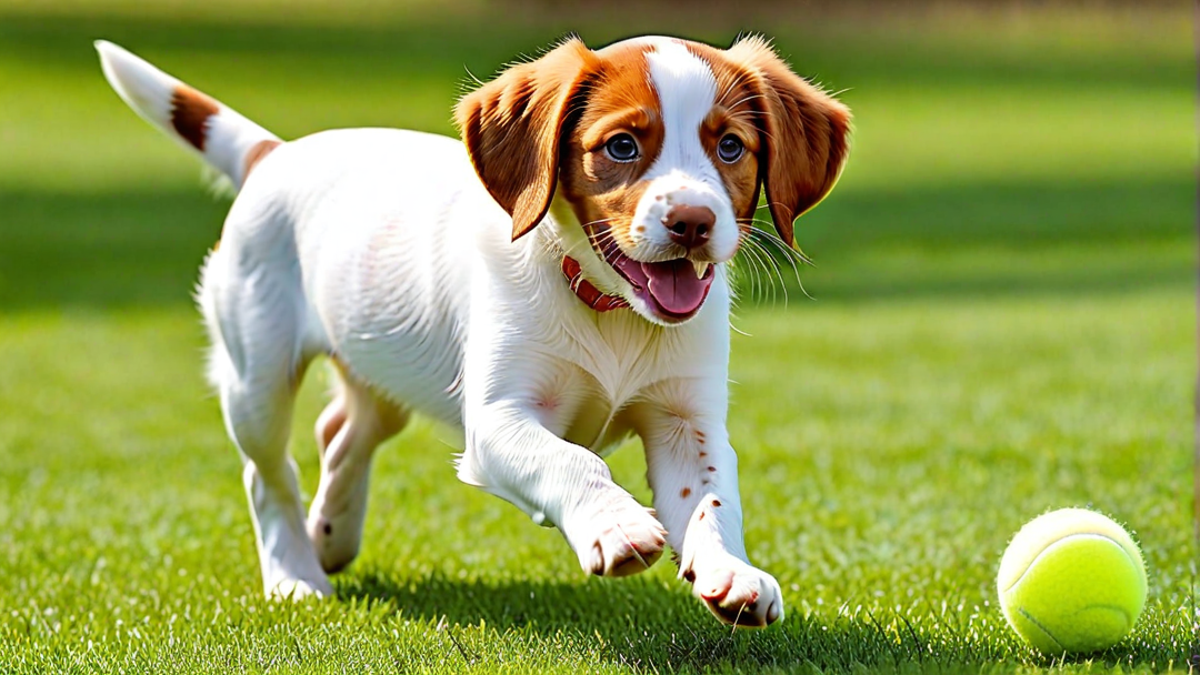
[{"x1": 997, "y1": 508, "x2": 1147, "y2": 654}]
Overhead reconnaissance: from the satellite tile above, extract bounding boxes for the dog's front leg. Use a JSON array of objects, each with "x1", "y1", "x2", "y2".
[
  {"x1": 634, "y1": 379, "x2": 783, "y2": 627},
  {"x1": 459, "y1": 403, "x2": 666, "y2": 577}
]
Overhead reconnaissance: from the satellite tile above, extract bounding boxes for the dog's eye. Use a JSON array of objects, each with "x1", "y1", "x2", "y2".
[
  {"x1": 604, "y1": 133, "x2": 640, "y2": 163},
  {"x1": 717, "y1": 135, "x2": 744, "y2": 163}
]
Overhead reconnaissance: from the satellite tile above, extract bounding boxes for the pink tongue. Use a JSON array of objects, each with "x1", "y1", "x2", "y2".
[{"x1": 642, "y1": 259, "x2": 712, "y2": 316}]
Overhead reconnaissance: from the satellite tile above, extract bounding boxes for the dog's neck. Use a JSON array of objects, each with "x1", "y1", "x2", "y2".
[
  {"x1": 546, "y1": 193, "x2": 629, "y2": 312},
  {"x1": 560, "y1": 256, "x2": 629, "y2": 312}
]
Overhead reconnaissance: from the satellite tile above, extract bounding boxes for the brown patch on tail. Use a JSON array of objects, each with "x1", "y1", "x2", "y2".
[
  {"x1": 243, "y1": 140, "x2": 281, "y2": 179},
  {"x1": 170, "y1": 85, "x2": 219, "y2": 151}
]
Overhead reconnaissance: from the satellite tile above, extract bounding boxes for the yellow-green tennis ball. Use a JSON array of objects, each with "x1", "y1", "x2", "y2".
[{"x1": 997, "y1": 508, "x2": 1147, "y2": 654}]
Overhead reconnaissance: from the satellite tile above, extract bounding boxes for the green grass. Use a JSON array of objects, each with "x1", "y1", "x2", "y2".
[{"x1": 0, "y1": 2, "x2": 1194, "y2": 673}]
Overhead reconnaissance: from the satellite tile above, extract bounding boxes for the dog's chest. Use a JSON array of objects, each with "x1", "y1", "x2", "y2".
[
  {"x1": 531, "y1": 366, "x2": 639, "y2": 453},
  {"x1": 532, "y1": 312, "x2": 682, "y2": 451}
]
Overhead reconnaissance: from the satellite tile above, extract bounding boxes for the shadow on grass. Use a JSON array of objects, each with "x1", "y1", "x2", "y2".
[
  {"x1": 338, "y1": 571, "x2": 946, "y2": 672},
  {"x1": 337, "y1": 570, "x2": 1188, "y2": 672},
  {"x1": 1, "y1": 176, "x2": 1189, "y2": 311}
]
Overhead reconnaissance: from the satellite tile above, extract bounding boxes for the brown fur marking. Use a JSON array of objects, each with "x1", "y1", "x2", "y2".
[
  {"x1": 243, "y1": 139, "x2": 281, "y2": 179},
  {"x1": 557, "y1": 43, "x2": 663, "y2": 251},
  {"x1": 723, "y1": 36, "x2": 851, "y2": 247},
  {"x1": 170, "y1": 85, "x2": 219, "y2": 152},
  {"x1": 454, "y1": 38, "x2": 600, "y2": 240}
]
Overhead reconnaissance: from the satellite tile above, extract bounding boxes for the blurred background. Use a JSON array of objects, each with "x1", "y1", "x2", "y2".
[
  {"x1": 0, "y1": 0, "x2": 1193, "y2": 669},
  {"x1": 0, "y1": 0, "x2": 1191, "y2": 306}
]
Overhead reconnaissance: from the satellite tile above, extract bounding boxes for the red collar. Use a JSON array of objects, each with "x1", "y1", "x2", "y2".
[{"x1": 561, "y1": 256, "x2": 629, "y2": 312}]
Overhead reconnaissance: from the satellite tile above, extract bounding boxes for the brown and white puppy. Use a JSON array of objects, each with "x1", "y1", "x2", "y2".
[{"x1": 96, "y1": 34, "x2": 849, "y2": 627}]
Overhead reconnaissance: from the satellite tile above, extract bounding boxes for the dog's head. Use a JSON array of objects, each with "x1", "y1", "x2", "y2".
[{"x1": 456, "y1": 35, "x2": 850, "y2": 325}]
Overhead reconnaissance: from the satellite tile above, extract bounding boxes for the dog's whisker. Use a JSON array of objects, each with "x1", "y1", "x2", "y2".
[
  {"x1": 745, "y1": 227, "x2": 812, "y2": 301},
  {"x1": 746, "y1": 237, "x2": 784, "y2": 305},
  {"x1": 746, "y1": 223, "x2": 813, "y2": 267},
  {"x1": 734, "y1": 236, "x2": 773, "y2": 302},
  {"x1": 736, "y1": 224, "x2": 813, "y2": 305},
  {"x1": 742, "y1": 239, "x2": 771, "y2": 301}
]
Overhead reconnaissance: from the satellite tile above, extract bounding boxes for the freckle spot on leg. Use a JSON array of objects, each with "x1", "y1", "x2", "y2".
[
  {"x1": 701, "y1": 479, "x2": 709, "y2": 485},
  {"x1": 698, "y1": 451, "x2": 707, "y2": 458},
  {"x1": 712, "y1": 499, "x2": 722, "y2": 507},
  {"x1": 680, "y1": 487, "x2": 691, "y2": 498},
  {"x1": 684, "y1": 569, "x2": 696, "y2": 582},
  {"x1": 636, "y1": 225, "x2": 645, "y2": 233},
  {"x1": 698, "y1": 512, "x2": 706, "y2": 521},
  {"x1": 706, "y1": 466, "x2": 716, "y2": 472}
]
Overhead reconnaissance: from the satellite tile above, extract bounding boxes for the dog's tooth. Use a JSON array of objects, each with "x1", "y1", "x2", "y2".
[{"x1": 692, "y1": 261, "x2": 710, "y2": 279}]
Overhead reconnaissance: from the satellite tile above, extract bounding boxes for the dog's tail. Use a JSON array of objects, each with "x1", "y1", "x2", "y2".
[{"x1": 95, "y1": 40, "x2": 282, "y2": 190}]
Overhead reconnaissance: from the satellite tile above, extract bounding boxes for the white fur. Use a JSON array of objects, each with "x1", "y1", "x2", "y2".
[
  {"x1": 96, "y1": 40, "x2": 783, "y2": 627},
  {"x1": 631, "y1": 39, "x2": 740, "y2": 263}
]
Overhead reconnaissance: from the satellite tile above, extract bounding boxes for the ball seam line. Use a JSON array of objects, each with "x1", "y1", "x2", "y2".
[
  {"x1": 1001, "y1": 533, "x2": 1132, "y2": 594},
  {"x1": 1016, "y1": 607, "x2": 1065, "y2": 653}
]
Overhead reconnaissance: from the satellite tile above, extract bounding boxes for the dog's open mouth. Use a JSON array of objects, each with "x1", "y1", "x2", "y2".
[{"x1": 592, "y1": 232, "x2": 715, "y2": 321}]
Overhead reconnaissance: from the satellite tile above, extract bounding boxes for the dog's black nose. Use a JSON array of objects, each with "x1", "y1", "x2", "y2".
[{"x1": 664, "y1": 205, "x2": 715, "y2": 250}]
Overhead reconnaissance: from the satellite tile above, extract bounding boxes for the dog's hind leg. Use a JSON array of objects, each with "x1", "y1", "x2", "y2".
[
  {"x1": 199, "y1": 238, "x2": 332, "y2": 600},
  {"x1": 307, "y1": 360, "x2": 409, "y2": 573}
]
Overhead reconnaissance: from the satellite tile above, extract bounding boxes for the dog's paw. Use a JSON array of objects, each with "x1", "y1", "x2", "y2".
[
  {"x1": 684, "y1": 555, "x2": 783, "y2": 628},
  {"x1": 265, "y1": 574, "x2": 333, "y2": 601},
  {"x1": 575, "y1": 502, "x2": 666, "y2": 577},
  {"x1": 307, "y1": 502, "x2": 367, "y2": 574}
]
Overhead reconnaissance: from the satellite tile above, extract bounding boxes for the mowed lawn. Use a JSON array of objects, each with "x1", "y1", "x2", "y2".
[{"x1": 0, "y1": 2, "x2": 1194, "y2": 673}]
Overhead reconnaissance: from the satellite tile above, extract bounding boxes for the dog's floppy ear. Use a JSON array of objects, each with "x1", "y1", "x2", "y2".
[
  {"x1": 455, "y1": 37, "x2": 597, "y2": 241},
  {"x1": 727, "y1": 37, "x2": 851, "y2": 247}
]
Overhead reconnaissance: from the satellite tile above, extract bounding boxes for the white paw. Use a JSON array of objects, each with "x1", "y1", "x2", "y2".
[
  {"x1": 574, "y1": 502, "x2": 667, "y2": 577},
  {"x1": 683, "y1": 554, "x2": 783, "y2": 627},
  {"x1": 307, "y1": 492, "x2": 368, "y2": 574},
  {"x1": 265, "y1": 575, "x2": 333, "y2": 601}
]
